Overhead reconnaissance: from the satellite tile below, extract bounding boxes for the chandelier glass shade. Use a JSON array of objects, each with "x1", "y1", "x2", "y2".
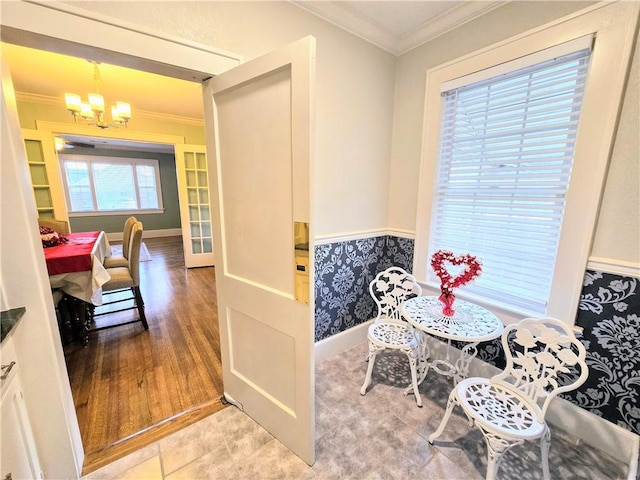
[{"x1": 65, "y1": 61, "x2": 131, "y2": 129}]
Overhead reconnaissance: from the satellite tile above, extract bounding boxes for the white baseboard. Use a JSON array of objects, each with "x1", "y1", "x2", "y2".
[
  {"x1": 314, "y1": 319, "x2": 372, "y2": 363},
  {"x1": 315, "y1": 328, "x2": 639, "y2": 478},
  {"x1": 106, "y1": 228, "x2": 181, "y2": 242}
]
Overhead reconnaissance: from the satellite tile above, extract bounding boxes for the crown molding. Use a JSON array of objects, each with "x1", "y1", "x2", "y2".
[
  {"x1": 291, "y1": 1, "x2": 507, "y2": 55},
  {"x1": 292, "y1": 1, "x2": 399, "y2": 54},
  {"x1": 16, "y1": 91, "x2": 204, "y2": 127},
  {"x1": 399, "y1": 1, "x2": 508, "y2": 54}
]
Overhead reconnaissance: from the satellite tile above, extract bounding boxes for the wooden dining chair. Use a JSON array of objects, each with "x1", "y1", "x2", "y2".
[
  {"x1": 38, "y1": 217, "x2": 70, "y2": 234},
  {"x1": 90, "y1": 221, "x2": 149, "y2": 331},
  {"x1": 104, "y1": 216, "x2": 137, "y2": 268},
  {"x1": 360, "y1": 266, "x2": 424, "y2": 406},
  {"x1": 428, "y1": 317, "x2": 588, "y2": 480}
]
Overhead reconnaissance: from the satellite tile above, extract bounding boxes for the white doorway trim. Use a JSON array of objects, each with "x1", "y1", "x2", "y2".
[
  {"x1": 1, "y1": 2, "x2": 243, "y2": 476},
  {"x1": 1, "y1": 1, "x2": 241, "y2": 80},
  {"x1": 35, "y1": 121, "x2": 187, "y2": 147}
]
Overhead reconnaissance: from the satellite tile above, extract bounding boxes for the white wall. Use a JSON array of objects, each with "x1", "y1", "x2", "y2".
[
  {"x1": 590, "y1": 36, "x2": 639, "y2": 262},
  {"x1": 63, "y1": 0, "x2": 398, "y2": 237},
  {"x1": 388, "y1": 1, "x2": 639, "y2": 265},
  {"x1": 1, "y1": 64, "x2": 82, "y2": 478}
]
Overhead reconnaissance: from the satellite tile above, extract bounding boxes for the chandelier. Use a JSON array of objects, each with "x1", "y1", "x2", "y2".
[{"x1": 64, "y1": 61, "x2": 131, "y2": 129}]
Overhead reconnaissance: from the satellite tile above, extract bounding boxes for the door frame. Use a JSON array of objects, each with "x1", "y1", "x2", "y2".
[{"x1": 0, "y1": 1, "x2": 246, "y2": 474}]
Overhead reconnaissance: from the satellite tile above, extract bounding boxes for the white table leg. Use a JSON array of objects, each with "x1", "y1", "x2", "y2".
[{"x1": 454, "y1": 342, "x2": 478, "y2": 383}]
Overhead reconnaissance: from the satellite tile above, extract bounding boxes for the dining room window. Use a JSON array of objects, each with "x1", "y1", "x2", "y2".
[{"x1": 59, "y1": 155, "x2": 163, "y2": 215}]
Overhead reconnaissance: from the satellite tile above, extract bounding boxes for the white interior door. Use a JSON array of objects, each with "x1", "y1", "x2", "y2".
[
  {"x1": 175, "y1": 144, "x2": 215, "y2": 268},
  {"x1": 203, "y1": 36, "x2": 316, "y2": 464}
]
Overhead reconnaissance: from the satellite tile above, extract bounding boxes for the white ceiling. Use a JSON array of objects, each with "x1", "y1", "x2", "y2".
[
  {"x1": 2, "y1": 1, "x2": 505, "y2": 147},
  {"x1": 293, "y1": 1, "x2": 506, "y2": 54}
]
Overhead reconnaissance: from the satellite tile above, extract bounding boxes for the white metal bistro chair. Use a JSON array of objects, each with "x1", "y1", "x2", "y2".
[
  {"x1": 360, "y1": 266, "x2": 424, "y2": 406},
  {"x1": 428, "y1": 317, "x2": 588, "y2": 480}
]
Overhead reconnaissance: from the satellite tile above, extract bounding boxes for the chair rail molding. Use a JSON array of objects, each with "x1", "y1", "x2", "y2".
[
  {"x1": 315, "y1": 228, "x2": 414, "y2": 245},
  {"x1": 586, "y1": 257, "x2": 640, "y2": 278}
]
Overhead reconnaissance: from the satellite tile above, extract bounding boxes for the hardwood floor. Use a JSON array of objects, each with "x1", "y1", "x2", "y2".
[{"x1": 63, "y1": 236, "x2": 227, "y2": 475}]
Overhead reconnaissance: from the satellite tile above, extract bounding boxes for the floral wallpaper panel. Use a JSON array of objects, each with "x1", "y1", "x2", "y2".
[{"x1": 314, "y1": 235, "x2": 413, "y2": 342}]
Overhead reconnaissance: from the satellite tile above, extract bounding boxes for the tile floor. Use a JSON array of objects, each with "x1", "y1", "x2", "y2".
[{"x1": 85, "y1": 342, "x2": 630, "y2": 479}]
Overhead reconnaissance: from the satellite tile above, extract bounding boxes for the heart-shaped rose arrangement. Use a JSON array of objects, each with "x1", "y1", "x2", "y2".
[{"x1": 430, "y1": 250, "x2": 482, "y2": 316}]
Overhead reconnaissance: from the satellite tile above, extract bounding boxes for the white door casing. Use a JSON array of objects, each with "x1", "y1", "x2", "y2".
[
  {"x1": 175, "y1": 144, "x2": 215, "y2": 268},
  {"x1": 2, "y1": 1, "x2": 316, "y2": 471},
  {"x1": 203, "y1": 36, "x2": 316, "y2": 464}
]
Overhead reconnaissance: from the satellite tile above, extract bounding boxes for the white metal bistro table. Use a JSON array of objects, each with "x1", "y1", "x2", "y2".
[{"x1": 401, "y1": 296, "x2": 504, "y2": 386}]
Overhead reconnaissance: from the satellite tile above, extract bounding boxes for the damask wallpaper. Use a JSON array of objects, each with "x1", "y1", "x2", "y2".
[
  {"x1": 314, "y1": 235, "x2": 413, "y2": 342},
  {"x1": 567, "y1": 271, "x2": 639, "y2": 435},
  {"x1": 314, "y1": 235, "x2": 639, "y2": 436}
]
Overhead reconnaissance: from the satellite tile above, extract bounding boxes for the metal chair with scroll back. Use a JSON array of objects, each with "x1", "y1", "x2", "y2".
[
  {"x1": 428, "y1": 317, "x2": 588, "y2": 480},
  {"x1": 360, "y1": 266, "x2": 424, "y2": 406}
]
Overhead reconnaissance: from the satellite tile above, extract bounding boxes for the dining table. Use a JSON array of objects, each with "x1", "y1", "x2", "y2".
[
  {"x1": 44, "y1": 230, "x2": 111, "y2": 344},
  {"x1": 401, "y1": 295, "x2": 504, "y2": 386},
  {"x1": 45, "y1": 230, "x2": 111, "y2": 305}
]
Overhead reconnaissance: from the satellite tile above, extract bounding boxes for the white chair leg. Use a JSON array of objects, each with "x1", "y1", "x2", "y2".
[
  {"x1": 360, "y1": 343, "x2": 379, "y2": 395},
  {"x1": 428, "y1": 390, "x2": 458, "y2": 443},
  {"x1": 405, "y1": 348, "x2": 423, "y2": 407},
  {"x1": 483, "y1": 431, "x2": 524, "y2": 480},
  {"x1": 540, "y1": 425, "x2": 551, "y2": 480}
]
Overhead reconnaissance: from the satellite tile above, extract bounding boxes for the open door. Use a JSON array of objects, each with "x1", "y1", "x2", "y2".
[
  {"x1": 203, "y1": 36, "x2": 316, "y2": 464},
  {"x1": 175, "y1": 144, "x2": 215, "y2": 268}
]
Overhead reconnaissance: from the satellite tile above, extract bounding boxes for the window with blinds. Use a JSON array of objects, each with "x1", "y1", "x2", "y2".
[
  {"x1": 428, "y1": 44, "x2": 592, "y2": 314},
  {"x1": 60, "y1": 155, "x2": 163, "y2": 215}
]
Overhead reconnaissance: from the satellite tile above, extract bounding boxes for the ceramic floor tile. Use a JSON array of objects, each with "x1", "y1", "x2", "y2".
[
  {"x1": 312, "y1": 424, "x2": 376, "y2": 479},
  {"x1": 118, "y1": 456, "x2": 164, "y2": 480},
  {"x1": 88, "y1": 341, "x2": 631, "y2": 480},
  {"x1": 236, "y1": 438, "x2": 316, "y2": 480},
  {"x1": 217, "y1": 407, "x2": 275, "y2": 460},
  {"x1": 420, "y1": 450, "x2": 484, "y2": 480},
  {"x1": 159, "y1": 411, "x2": 227, "y2": 475},
  {"x1": 364, "y1": 414, "x2": 436, "y2": 479},
  {"x1": 316, "y1": 362, "x2": 365, "y2": 407},
  {"x1": 315, "y1": 396, "x2": 342, "y2": 441},
  {"x1": 85, "y1": 443, "x2": 160, "y2": 479},
  {"x1": 164, "y1": 451, "x2": 240, "y2": 480}
]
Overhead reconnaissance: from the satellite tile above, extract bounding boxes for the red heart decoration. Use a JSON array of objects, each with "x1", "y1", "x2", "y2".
[{"x1": 430, "y1": 250, "x2": 482, "y2": 315}]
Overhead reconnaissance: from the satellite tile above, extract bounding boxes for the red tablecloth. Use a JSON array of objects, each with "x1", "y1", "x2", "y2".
[{"x1": 44, "y1": 231, "x2": 101, "y2": 276}]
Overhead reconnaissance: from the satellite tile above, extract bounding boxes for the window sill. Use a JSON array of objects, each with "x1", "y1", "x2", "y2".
[{"x1": 69, "y1": 209, "x2": 164, "y2": 217}]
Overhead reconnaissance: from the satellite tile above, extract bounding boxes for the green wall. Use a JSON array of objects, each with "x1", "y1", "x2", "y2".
[
  {"x1": 16, "y1": 97, "x2": 206, "y2": 234},
  {"x1": 59, "y1": 147, "x2": 182, "y2": 233}
]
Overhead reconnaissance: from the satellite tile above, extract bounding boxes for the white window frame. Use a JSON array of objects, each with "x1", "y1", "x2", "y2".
[
  {"x1": 413, "y1": 2, "x2": 639, "y2": 325},
  {"x1": 59, "y1": 154, "x2": 164, "y2": 216}
]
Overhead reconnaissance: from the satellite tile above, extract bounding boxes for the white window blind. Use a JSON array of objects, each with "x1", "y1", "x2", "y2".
[{"x1": 429, "y1": 45, "x2": 592, "y2": 314}]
